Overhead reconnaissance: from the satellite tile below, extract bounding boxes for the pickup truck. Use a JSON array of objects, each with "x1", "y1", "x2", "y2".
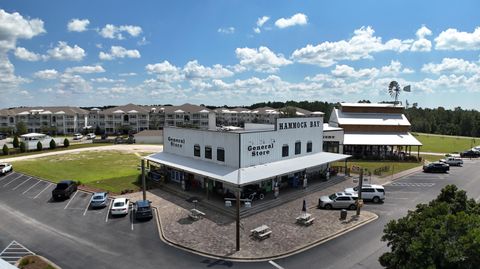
[
  {"x1": 440, "y1": 157, "x2": 463, "y2": 166},
  {"x1": 0, "y1": 163, "x2": 13, "y2": 175},
  {"x1": 52, "y1": 180, "x2": 77, "y2": 200}
]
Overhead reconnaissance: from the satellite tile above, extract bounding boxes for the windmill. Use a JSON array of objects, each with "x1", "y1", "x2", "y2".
[{"x1": 388, "y1": 81, "x2": 411, "y2": 106}]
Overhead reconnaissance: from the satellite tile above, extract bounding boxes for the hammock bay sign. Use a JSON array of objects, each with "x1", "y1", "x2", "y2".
[{"x1": 277, "y1": 118, "x2": 322, "y2": 130}]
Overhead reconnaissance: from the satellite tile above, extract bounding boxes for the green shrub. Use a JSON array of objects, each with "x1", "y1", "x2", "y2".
[
  {"x1": 13, "y1": 136, "x2": 19, "y2": 148},
  {"x1": 63, "y1": 138, "x2": 70, "y2": 148},
  {"x1": 50, "y1": 139, "x2": 56, "y2": 149},
  {"x1": 19, "y1": 257, "x2": 30, "y2": 267},
  {"x1": 19, "y1": 141, "x2": 26, "y2": 153},
  {"x1": 37, "y1": 141, "x2": 43, "y2": 151},
  {"x1": 2, "y1": 144, "x2": 8, "y2": 155}
]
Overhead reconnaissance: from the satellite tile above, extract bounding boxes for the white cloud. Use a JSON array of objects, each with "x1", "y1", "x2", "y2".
[
  {"x1": 67, "y1": 19, "x2": 90, "y2": 32},
  {"x1": 292, "y1": 26, "x2": 430, "y2": 67},
  {"x1": 99, "y1": 24, "x2": 142, "y2": 39},
  {"x1": 275, "y1": 13, "x2": 307, "y2": 29},
  {"x1": 99, "y1": 46, "x2": 140, "y2": 60},
  {"x1": 183, "y1": 60, "x2": 233, "y2": 79},
  {"x1": 145, "y1": 60, "x2": 183, "y2": 82},
  {"x1": 57, "y1": 73, "x2": 92, "y2": 93},
  {"x1": 47, "y1": 41, "x2": 85, "y2": 61},
  {"x1": 0, "y1": 9, "x2": 45, "y2": 51},
  {"x1": 14, "y1": 47, "x2": 42, "y2": 61},
  {"x1": 235, "y1": 46, "x2": 292, "y2": 73},
  {"x1": 218, "y1": 27, "x2": 235, "y2": 34},
  {"x1": 91, "y1": 77, "x2": 125, "y2": 83},
  {"x1": 415, "y1": 73, "x2": 480, "y2": 93},
  {"x1": 435, "y1": 27, "x2": 480, "y2": 50},
  {"x1": 119, "y1": 72, "x2": 137, "y2": 77},
  {"x1": 421, "y1": 58, "x2": 480, "y2": 74},
  {"x1": 0, "y1": 55, "x2": 29, "y2": 94},
  {"x1": 331, "y1": 65, "x2": 378, "y2": 79},
  {"x1": 34, "y1": 69, "x2": 58, "y2": 79},
  {"x1": 65, "y1": 65, "x2": 105, "y2": 74},
  {"x1": 254, "y1": 16, "x2": 270, "y2": 33},
  {"x1": 411, "y1": 26, "x2": 433, "y2": 52}
]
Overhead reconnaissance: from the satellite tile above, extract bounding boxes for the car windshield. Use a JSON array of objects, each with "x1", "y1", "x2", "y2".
[
  {"x1": 93, "y1": 195, "x2": 104, "y2": 200},
  {"x1": 56, "y1": 183, "x2": 69, "y2": 190},
  {"x1": 114, "y1": 202, "x2": 125, "y2": 207},
  {"x1": 328, "y1": 193, "x2": 337, "y2": 200},
  {"x1": 137, "y1": 206, "x2": 150, "y2": 212}
]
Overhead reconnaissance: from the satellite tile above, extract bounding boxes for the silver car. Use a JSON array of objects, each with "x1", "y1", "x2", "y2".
[
  {"x1": 90, "y1": 192, "x2": 108, "y2": 208},
  {"x1": 319, "y1": 192, "x2": 358, "y2": 210}
]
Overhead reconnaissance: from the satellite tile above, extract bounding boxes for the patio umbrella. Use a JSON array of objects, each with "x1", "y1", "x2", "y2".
[{"x1": 302, "y1": 199, "x2": 307, "y2": 213}]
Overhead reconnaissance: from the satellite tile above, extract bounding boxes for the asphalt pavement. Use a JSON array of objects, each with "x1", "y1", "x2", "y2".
[{"x1": 0, "y1": 159, "x2": 479, "y2": 268}]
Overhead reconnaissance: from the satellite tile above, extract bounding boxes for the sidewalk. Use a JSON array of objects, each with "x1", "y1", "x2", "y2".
[{"x1": 124, "y1": 176, "x2": 378, "y2": 260}]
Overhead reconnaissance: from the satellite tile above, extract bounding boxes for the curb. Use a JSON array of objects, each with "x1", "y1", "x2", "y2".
[{"x1": 152, "y1": 205, "x2": 378, "y2": 262}]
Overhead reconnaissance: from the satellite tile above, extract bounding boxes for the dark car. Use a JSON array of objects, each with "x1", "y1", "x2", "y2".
[
  {"x1": 133, "y1": 200, "x2": 153, "y2": 220},
  {"x1": 241, "y1": 185, "x2": 266, "y2": 200},
  {"x1": 423, "y1": 162, "x2": 449, "y2": 173},
  {"x1": 460, "y1": 150, "x2": 480, "y2": 158},
  {"x1": 52, "y1": 180, "x2": 77, "y2": 200}
]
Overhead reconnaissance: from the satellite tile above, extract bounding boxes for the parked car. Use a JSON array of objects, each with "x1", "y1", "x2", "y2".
[
  {"x1": 86, "y1": 133, "x2": 96, "y2": 139},
  {"x1": 73, "y1": 133, "x2": 83, "y2": 140},
  {"x1": 460, "y1": 150, "x2": 480, "y2": 158},
  {"x1": 90, "y1": 192, "x2": 108, "y2": 208},
  {"x1": 111, "y1": 198, "x2": 129, "y2": 216},
  {"x1": 133, "y1": 200, "x2": 153, "y2": 220},
  {"x1": 0, "y1": 163, "x2": 13, "y2": 175},
  {"x1": 0, "y1": 133, "x2": 7, "y2": 140},
  {"x1": 423, "y1": 162, "x2": 450, "y2": 173},
  {"x1": 344, "y1": 184, "x2": 385, "y2": 203},
  {"x1": 241, "y1": 184, "x2": 266, "y2": 200},
  {"x1": 439, "y1": 157, "x2": 463, "y2": 166},
  {"x1": 318, "y1": 192, "x2": 358, "y2": 210},
  {"x1": 51, "y1": 180, "x2": 77, "y2": 200}
]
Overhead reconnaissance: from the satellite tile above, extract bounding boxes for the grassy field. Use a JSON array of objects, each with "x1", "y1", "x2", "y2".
[
  {"x1": 413, "y1": 133, "x2": 479, "y2": 153},
  {"x1": 11, "y1": 151, "x2": 143, "y2": 193}
]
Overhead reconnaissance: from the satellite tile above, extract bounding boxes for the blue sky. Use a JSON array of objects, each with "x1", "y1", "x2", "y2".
[{"x1": 0, "y1": 0, "x2": 479, "y2": 109}]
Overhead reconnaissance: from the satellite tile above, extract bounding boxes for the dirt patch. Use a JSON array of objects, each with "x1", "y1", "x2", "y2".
[{"x1": 18, "y1": 255, "x2": 55, "y2": 269}]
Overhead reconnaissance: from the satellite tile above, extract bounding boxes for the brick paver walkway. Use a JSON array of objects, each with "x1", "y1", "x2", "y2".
[{"x1": 124, "y1": 176, "x2": 377, "y2": 259}]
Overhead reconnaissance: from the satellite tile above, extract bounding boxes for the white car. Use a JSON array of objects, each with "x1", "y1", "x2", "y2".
[
  {"x1": 440, "y1": 157, "x2": 463, "y2": 166},
  {"x1": 0, "y1": 163, "x2": 13, "y2": 175},
  {"x1": 110, "y1": 198, "x2": 129, "y2": 216},
  {"x1": 318, "y1": 192, "x2": 358, "y2": 210},
  {"x1": 73, "y1": 133, "x2": 83, "y2": 140},
  {"x1": 344, "y1": 184, "x2": 385, "y2": 203},
  {"x1": 86, "y1": 133, "x2": 96, "y2": 139}
]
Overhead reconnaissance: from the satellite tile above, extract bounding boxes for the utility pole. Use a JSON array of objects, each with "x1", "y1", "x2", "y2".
[
  {"x1": 141, "y1": 159, "x2": 146, "y2": 201},
  {"x1": 236, "y1": 187, "x2": 241, "y2": 251},
  {"x1": 356, "y1": 169, "x2": 363, "y2": 216}
]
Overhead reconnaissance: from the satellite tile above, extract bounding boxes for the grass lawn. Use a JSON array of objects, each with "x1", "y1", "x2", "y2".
[
  {"x1": 413, "y1": 133, "x2": 479, "y2": 153},
  {"x1": 334, "y1": 160, "x2": 422, "y2": 178},
  {"x1": 11, "y1": 150, "x2": 143, "y2": 193}
]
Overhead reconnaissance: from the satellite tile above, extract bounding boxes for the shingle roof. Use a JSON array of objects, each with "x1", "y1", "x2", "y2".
[
  {"x1": 100, "y1": 103, "x2": 149, "y2": 114},
  {"x1": 0, "y1": 106, "x2": 88, "y2": 116}
]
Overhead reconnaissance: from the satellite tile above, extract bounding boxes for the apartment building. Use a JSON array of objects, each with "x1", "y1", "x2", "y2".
[
  {"x1": 0, "y1": 107, "x2": 88, "y2": 134},
  {"x1": 91, "y1": 104, "x2": 150, "y2": 134},
  {"x1": 150, "y1": 103, "x2": 212, "y2": 130}
]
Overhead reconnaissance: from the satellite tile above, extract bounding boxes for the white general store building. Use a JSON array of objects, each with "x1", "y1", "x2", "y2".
[{"x1": 146, "y1": 116, "x2": 350, "y2": 198}]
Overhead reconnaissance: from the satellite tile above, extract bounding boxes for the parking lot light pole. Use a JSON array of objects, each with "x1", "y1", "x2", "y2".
[
  {"x1": 236, "y1": 187, "x2": 241, "y2": 251},
  {"x1": 141, "y1": 159, "x2": 146, "y2": 201},
  {"x1": 356, "y1": 169, "x2": 363, "y2": 216}
]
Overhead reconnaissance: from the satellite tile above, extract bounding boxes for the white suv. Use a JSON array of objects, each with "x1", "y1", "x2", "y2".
[{"x1": 344, "y1": 184, "x2": 385, "y2": 203}]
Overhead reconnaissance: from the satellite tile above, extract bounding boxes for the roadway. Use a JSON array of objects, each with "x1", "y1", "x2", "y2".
[{"x1": 0, "y1": 158, "x2": 478, "y2": 268}]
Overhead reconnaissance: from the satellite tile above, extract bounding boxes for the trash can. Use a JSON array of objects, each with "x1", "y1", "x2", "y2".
[{"x1": 340, "y1": 209, "x2": 347, "y2": 220}]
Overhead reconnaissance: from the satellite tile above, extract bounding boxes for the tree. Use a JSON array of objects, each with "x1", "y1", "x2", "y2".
[
  {"x1": 36, "y1": 141, "x2": 43, "y2": 151},
  {"x1": 19, "y1": 142, "x2": 26, "y2": 153},
  {"x1": 2, "y1": 144, "x2": 9, "y2": 155},
  {"x1": 63, "y1": 138, "x2": 70, "y2": 148},
  {"x1": 379, "y1": 185, "x2": 480, "y2": 269},
  {"x1": 49, "y1": 139, "x2": 57, "y2": 149},
  {"x1": 15, "y1": 121, "x2": 27, "y2": 135},
  {"x1": 13, "y1": 136, "x2": 19, "y2": 148}
]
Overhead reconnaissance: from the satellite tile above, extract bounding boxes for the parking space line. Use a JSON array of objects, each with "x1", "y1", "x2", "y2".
[
  {"x1": 3, "y1": 174, "x2": 23, "y2": 187},
  {"x1": 12, "y1": 177, "x2": 31, "y2": 190},
  {"x1": 83, "y1": 196, "x2": 92, "y2": 216},
  {"x1": 131, "y1": 209, "x2": 134, "y2": 231},
  {"x1": 0, "y1": 172, "x2": 16, "y2": 182},
  {"x1": 33, "y1": 182, "x2": 53, "y2": 199},
  {"x1": 22, "y1": 180, "x2": 41, "y2": 195},
  {"x1": 105, "y1": 199, "x2": 113, "y2": 222},
  {"x1": 64, "y1": 191, "x2": 79, "y2": 210},
  {"x1": 269, "y1": 260, "x2": 285, "y2": 269}
]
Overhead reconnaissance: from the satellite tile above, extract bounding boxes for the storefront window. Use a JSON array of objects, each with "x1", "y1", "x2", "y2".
[
  {"x1": 205, "y1": 146, "x2": 212, "y2": 159},
  {"x1": 295, "y1": 141, "x2": 301, "y2": 155},
  {"x1": 282, "y1": 145, "x2": 289, "y2": 157},
  {"x1": 217, "y1": 148, "x2": 225, "y2": 162},
  {"x1": 307, "y1": 141, "x2": 312, "y2": 153},
  {"x1": 194, "y1": 144, "x2": 201, "y2": 157}
]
